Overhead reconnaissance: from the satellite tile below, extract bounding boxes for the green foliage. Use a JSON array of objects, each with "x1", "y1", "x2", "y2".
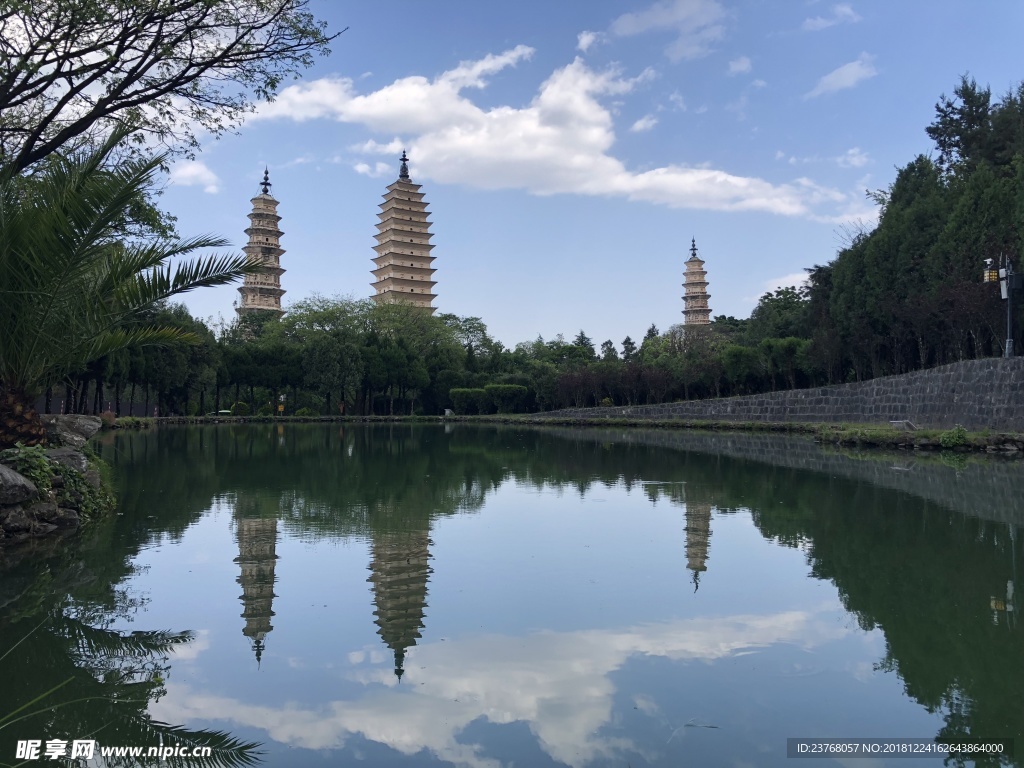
[
  {"x1": 450, "y1": 388, "x2": 488, "y2": 415},
  {"x1": 256, "y1": 404, "x2": 273, "y2": 417},
  {"x1": 294, "y1": 407, "x2": 316, "y2": 417},
  {"x1": 115, "y1": 417, "x2": 152, "y2": 429},
  {"x1": 0, "y1": 128, "x2": 255, "y2": 407},
  {"x1": 484, "y1": 384, "x2": 528, "y2": 414},
  {"x1": 0, "y1": 444, "x2": 114, "y2": 520},
  {"x1": 940, "y1": 424, "x2": 969, "y2": 448},
  {"x1": 0, "y1": 443, "x2": 53, "y2": 492},
  {"x1": 230, "y1": 402, "x2": 250, "y2": 416},
  {"x1": 0, "y1": 0, "x2": 337, "y2": 175}
]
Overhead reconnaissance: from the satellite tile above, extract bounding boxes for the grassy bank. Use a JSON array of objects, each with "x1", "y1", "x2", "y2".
[{"x1": 127, "y1": 413, "x2": 1024, "y2": 454}]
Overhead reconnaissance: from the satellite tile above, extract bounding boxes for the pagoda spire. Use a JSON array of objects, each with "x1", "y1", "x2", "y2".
[
  {"x1": 682, "y1": 238, "x2": 711, "y2": 325},
  {"x1": 236, "y1": 169, "x2": 286, "y2": 318},
  {"x1": 370, "y1": 152, "x2": 438, "y2": 314}
]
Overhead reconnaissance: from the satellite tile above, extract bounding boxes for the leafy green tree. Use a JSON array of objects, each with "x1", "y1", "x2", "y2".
[
  {"x1": 0, "y1": 0, "x2": 338, "y2": 174},
  {"x1": 0, "y1": 133, "x2": 252, "y2": 446},
  {"x1": 621, "y1": 336, "x2": 637, "y2": 362},
  {"x1": 747, "y1": 287, "x2": 810, "y2": 343}
]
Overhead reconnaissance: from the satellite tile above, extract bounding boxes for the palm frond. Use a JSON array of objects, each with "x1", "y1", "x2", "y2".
[{"x1": 0, "y1": 129, "x2": 248, "y2": 397}]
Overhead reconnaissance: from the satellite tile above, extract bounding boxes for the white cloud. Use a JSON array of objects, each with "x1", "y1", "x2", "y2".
[
  {"x1": 728, "y1": 56, "x2": 752, "y2": 75},
  {"x1": 804, "y1": 53, "x2": 877, "y2": 99},
  {"x1": 153, "y1": 610, "x2": 848, "y2": 768},
  {"x1": 350, "y1": 138, "x2": 404, "y2": 154},
  {"x1": 751, "y1": 78, "x2": 767, "y2": 88},
  {"x1": 802, "y1": 3, "x2": 862, "y2": 31},
  {"x1": 168, "y1": 160, "x2": 220, "y2": 193},
  {"x1": 669, "y1": 90, "x2": 687, "y2": 110},
  {"x1": 630, "y1": 114, "x2": 658, "y2": 132},
  {"x1": 763, "y1": 272, "x2": 809, "y2": 293},
  {"x1": 836, "y1": 147, "x2": 869, "y2": 168},
  {"x1": 258, "y1": 48, "x2": 852, "y2": 219},
  {"x1": 577, "y1": 30, "x2": 601, "y2": 52},
  {"x1": 353, "y1": 162, "x2": 393, "y2": 178},
  {"x1": 610, "y1": 0, "x2": 726, "y2": 61}
]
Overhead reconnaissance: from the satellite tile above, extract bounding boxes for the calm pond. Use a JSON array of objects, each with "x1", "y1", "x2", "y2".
[{"x1": 1, "y1": 424, "x2": 1021, "y2": 767}]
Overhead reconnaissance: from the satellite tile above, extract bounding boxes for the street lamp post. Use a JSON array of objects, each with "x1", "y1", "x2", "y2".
[{"x1": 984, "y1": 255, "x2": 1021, "y2": 358}]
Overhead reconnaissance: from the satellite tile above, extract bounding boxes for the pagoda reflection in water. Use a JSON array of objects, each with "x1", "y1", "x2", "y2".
[
  {"x1": 233, "y1": 515, "x2": 280, "y2": 667},
  {"x1": 367, "y1": 528, "x2": 432, "y2": 680},
  {"x1": 684, "y1": 498, "x2": 713, "y2": 591}
]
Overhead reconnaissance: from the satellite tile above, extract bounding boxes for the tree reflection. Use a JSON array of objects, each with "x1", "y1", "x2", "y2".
[{"x1": 92, "y1": 424, "x2": 1023, "y2": 764}]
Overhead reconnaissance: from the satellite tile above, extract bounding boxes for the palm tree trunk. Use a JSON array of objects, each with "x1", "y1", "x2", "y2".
[
  {"x1": 44, "y1": 386, "x2": 52, "y2": 414},
  {"x1": 0, "y1": 387, "x2": 48, "y2": 448}
]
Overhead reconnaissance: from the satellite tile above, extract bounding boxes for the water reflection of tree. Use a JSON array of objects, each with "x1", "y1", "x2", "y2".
[
  {"x1": 748, "y1": 482, "x2": 1022, "y2": 766},
  {"x1": 0, "y1": 556, "x2": 260, "y2": 766},
  {"x1": 96, "y1": 424, "x2": 1023, "y2": 763}
]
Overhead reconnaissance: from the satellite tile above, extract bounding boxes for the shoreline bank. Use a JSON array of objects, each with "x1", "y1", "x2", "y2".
[{"x1": 129, "y1": 414, "x2": 1024, "y2": 454}]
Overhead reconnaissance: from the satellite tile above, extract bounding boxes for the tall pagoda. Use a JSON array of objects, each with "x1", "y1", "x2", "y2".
[
  {"x1": 370, "y1": 151, "x2": 437, "y2": 313},
  {"x1": 236, "y1": 169, "x2": 286, "y2": 317},
  {"x1": 682, "y1": 238, "x2": 711, "y2": 325}
]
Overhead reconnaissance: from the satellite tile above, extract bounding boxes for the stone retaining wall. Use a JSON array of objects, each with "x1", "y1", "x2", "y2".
[
  {"x1": 538, "y1": 426, "x2": 1024, "y2": 527},
  {"x1": 539, "y1": 358, "x2": 1024, "y2": 431}
]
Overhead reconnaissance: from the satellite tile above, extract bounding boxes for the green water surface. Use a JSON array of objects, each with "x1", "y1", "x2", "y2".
[{"x1": 0, "y1": 424, "x2": 1020, "y2": 767}]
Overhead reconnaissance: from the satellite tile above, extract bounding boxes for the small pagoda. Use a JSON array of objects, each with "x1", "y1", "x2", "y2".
[
  {"x1": 682, "y1": 238, "x2": 711, "y2": 325},
  {"x1": 236, "y1": 169, "x2": 286, "y2": 317},
  {"x1": 370, "y1": 151, "x2": 437, "y2": 313}
]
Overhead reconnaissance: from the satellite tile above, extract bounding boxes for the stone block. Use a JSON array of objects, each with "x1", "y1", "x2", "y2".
[
  {"x1": 45, "y1": 448, "x2": 88, "y2": 474},
  {"x1": 1, "y1": 507, "x2": 32, "y2": 533},
  {"x1": 24, "y1": 500, "x2": 59, "y2": 523},
  {"x1": 0, "y1": 464, "x2": 38, "y2": 505},
  {"x1": 53, "y1": 507, "x2": 80, "y2": 528},
  {"x1": 39, "y1": 415, "x2": 101, "y2": 449}
]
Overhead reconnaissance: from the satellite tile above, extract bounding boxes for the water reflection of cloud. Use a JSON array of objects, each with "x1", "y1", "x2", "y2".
[
  {"x1": 166, "y1": 629, "x2": 210, "y2": 661},
  {"x1": 154, "y1": 610, "x2": 847, "y2": 768}
]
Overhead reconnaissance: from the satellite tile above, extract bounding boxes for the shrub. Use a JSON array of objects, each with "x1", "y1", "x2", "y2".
[
  {"x1": 294, "y1": 407, "x2": 316, "y2": 417},
  {"x1": 484, "y1": 384, "x2": 528, "y2": 414},
  {"x1": 450, "y1": 388, "x2": 486, "y2": 415},
  {"x1": 230, "y1": 401, "x2": 250, "y2": 416},
  {"x1": 256, "y1": 403, "x2": 273, "y2": 416},
  {"x1": 600, "y1": 397, "x2": 614, "y2": 408},
  {"x1": 99, "y1": 410, "x2": 116, "y2": 429},
  {"x1": 939, "y1": 424, "x2": 968, "y2": 449},
  {"x1": 115, "y1": 416, "x2": 151, "y2": 429}
]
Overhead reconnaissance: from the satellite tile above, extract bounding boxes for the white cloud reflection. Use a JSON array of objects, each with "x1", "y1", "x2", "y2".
[{"x1": 153, "y1": 609, "x2": 847, "y2": 768}]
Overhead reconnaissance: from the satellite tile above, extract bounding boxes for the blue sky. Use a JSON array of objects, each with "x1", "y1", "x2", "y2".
[{"x1": 164, "y1": 0, "x2": 1024, "y2": 348}]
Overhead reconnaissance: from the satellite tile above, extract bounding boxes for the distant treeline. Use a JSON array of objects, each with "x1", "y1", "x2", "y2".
[{"x1": 51, "y1": 76, "x2": 1024, "y2": 418}]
